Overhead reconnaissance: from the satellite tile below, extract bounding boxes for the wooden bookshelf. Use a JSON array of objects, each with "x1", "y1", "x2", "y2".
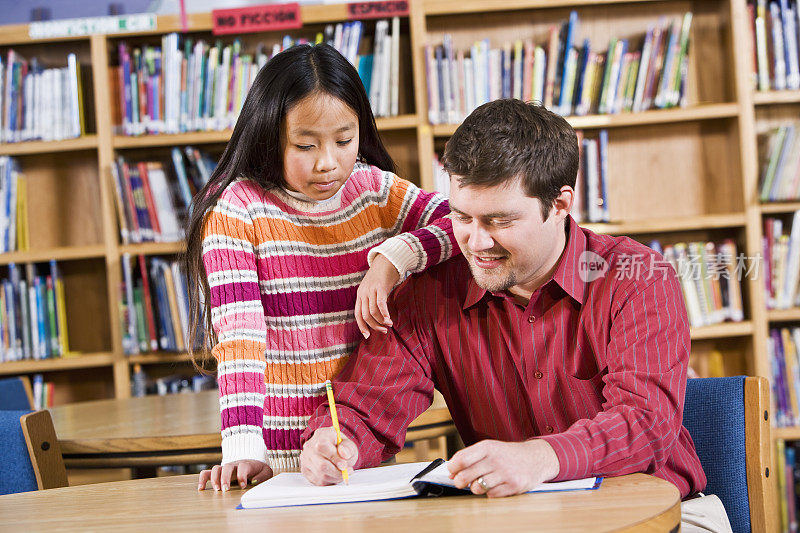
[
  {"x1": 760, "y1": 201, "x2": 800, "y2": 214},
  {"x1": 753, "y1": 90, "x2": 800, "y2": 106},
  {"x1": 689, "y1": 321, "x2": 755, "y2": 340},
  {"x1": 127, "y1": 352, "x2": 193, "y2": 365},
  {"x1": 774, "y1": 427, "x2": 800, "y2": 441},
  {"x1": 118, "y1": 242, "x2": 186, "y2": 257},
  {"x1": 430, "y1": 103, "x2": 740, "y2": 137},
  {"x1": 0, "y1": 135, "x2": 99, "y2": 156},
  {"x1": 0, "y1": 245, "x2": 107, "y2": 266},
  {"x1": 767, "y1": 308, "x2": 800, "y2": 323},
  {"x1": 0, "y1": 352, "x2": 114, "y2": 375},
  {"x1": 583, "y1": 214, "x2": 747, "y2": 235}
]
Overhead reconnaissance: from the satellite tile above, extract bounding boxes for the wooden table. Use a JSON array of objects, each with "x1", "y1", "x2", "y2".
[
  {"x1": 0, "y1": 473, "x2": 680, "y2": 532},
  {"x1": 48, "y1": 390, "x2": 455, "y2": 468}
]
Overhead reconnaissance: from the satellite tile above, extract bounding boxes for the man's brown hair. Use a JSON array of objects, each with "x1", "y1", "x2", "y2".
[{"x1": 441, "y1": 99, "x2": 579, "y2": 220}]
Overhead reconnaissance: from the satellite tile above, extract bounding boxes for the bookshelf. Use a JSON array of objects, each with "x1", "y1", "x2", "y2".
[{"x1": 0, "y1": 0, "x2": 782, "y2": 520}]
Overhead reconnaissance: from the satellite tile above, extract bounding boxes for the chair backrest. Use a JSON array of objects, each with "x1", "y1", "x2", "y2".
[
  {"x1": 0, "y1": 409, "x2": 67, "y2": 495},
  {"x1": 683, "y1": 376, "x2": 775, "y2": 533},
  {"x1": 0, "y1": 376, "x2": 33, "y2": 410},
  {"x1": 0, "y1": 409, "x2": 39, "y2": 495}
]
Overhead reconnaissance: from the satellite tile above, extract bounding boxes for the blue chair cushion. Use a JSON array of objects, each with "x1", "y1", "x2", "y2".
[
  {"x1": 684, "y1": 376, "x2": 749, "y2": 533},
  {"x1": 0, "y1": 377, "x2": 32, "y2": 410},
  {"x1": 0, "y1": 409, "x2": 37, "y2": 495}
]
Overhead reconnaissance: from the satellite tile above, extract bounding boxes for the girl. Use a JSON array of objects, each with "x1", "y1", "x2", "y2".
[{"x1": 186, "y1": 43, "x2": 458, "y2": 491}]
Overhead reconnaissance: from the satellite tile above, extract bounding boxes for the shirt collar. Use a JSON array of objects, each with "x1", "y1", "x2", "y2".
[{"x1": 462, "y1": 215, "x2": 588, "y2": 310}]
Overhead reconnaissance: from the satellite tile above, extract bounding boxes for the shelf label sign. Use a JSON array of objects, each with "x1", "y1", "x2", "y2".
[
  {"x1": 29, "y1": 14, "x2": 156, "y2": 39},
  {"x1": 347, "y1": 1, "x2": 409, "y2": 19},
  {"x1": 212, "y1": 3, "x2": 302, "y2": 35}
]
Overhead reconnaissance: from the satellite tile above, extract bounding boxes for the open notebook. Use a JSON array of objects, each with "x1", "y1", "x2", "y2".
[{"x1": 239, "y1": 459, "x2": 602, "y2": 509}]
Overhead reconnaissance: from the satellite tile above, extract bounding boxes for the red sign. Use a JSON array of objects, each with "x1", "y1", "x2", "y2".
[
  {"x1": 212, "y1": 3, "x2": 302, "y2": 35},
  {"x1": 347, "y1": 1, "x2": 409, "y2": 20}
]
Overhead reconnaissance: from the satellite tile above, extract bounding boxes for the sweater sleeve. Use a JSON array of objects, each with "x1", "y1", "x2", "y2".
[
  {"x1": 202, "y1": 188, "x2": 268, "y2": 465},
  {"x1": 367, "y1": 172, "x2": 459, "y2": 276}
]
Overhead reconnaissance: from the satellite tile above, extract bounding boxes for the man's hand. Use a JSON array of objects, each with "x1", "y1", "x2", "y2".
[
  {"x1": 197, "y1": 459, "x2": 273, "y2": 491},
  {"x1": 300, "y1": 426, "x2": 359, "y2": 485},
  {"x1": 447, "y1": 439, "x2": 561, "y2": 498},
  {"x1": 355, "y1": 253, "x2": 400, "y2": 338}
]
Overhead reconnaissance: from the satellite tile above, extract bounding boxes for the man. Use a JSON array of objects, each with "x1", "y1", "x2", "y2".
[{"x1": 299, "y1": 100, "x2": 729, "y2": 531}]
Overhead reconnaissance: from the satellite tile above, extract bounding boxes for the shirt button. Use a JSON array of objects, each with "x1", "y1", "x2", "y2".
[
  {"x1": 534, "y1": 370, "x2": 543, "y2": 379},
  {"x1": 546, "y1": 426, "x2": 554, "y2": 433},
  {"x1": 528, "y1": 315, "x2": 536, "y2": 323}
]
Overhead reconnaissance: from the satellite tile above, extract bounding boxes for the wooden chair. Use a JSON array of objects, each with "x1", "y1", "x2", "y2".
[
  {"x1": 683, "y1": 376, "x2": 776, "y2": 533},
  {"x1": 21, "y1": 410, "x2": 69, "y2": 490},
  {"x1": 0, "y1": 409, "x2": 68, "y2": 494},
  {"x1": 0, "y1": 376, "x2": 33, "y2": 410}
]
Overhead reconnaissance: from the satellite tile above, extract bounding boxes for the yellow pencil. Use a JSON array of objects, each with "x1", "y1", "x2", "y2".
[{"x1": 325, "y1": 380, "x2": 349, "y2": 484}]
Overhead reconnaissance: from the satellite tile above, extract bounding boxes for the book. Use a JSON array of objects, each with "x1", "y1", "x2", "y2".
[{"x1": 239, "y1": 460, "x2": 601, "y2": 509}]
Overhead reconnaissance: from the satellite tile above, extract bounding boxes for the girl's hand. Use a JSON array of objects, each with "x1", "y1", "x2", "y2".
[
  {"x1": 355, "y1": 254, "x2": 400, "y2": 338},
  {"x1": 197, "y1": 459, "x2": 273, "y2": 492}
]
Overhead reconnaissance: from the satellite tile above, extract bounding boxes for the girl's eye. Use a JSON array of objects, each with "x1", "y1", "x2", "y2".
[
  {"x1": 337, "y1": 139, "x2": 353, "y2": 146},
  {"x1": 296, "y1": 145, "x2": 314, "y2": 151}
]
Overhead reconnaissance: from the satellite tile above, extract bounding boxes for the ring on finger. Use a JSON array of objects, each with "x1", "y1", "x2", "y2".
[{"x1": 474, "y1": 476, "x2": 490, "y2": 492}]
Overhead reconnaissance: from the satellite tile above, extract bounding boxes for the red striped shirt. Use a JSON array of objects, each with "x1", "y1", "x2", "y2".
[{"x1": 303, "y1": 216, "x2": 706, "y2": 498}]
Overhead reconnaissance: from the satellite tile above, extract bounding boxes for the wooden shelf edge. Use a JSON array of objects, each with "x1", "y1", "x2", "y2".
[
  {"x1": 0, "y1": 135, "x2": 98, "y2": 156},
  {"x1": 773, "y1": 427, "x2": 800, "y2": 440},
  {"x1": 376, "y1": 114, "x2": 420, "y2": 130},
  {"x1": 127, "y1": 352, "x2": 193, "y2": 364},
  {"x1": 113, "y1": 131, "x2": 231, "y2": 149},
  {"x1": 423, "y1": 0, "x2": 656, "y2": 16},
  {"x1": 431, "y1": 104, "x2": 739, "y2": 136},
  {"x1": 760, "y1": 201, "x2": 800, "y2": 214},
  {"x1": 689, "y1": 321, "x2": 754, "y2": 340},
  {"x1": 112, "y1": 114, "x2": 418, "y2": 148},
  {"x1": 753, "y1": 90, "x2": 800, "y2": 106},
  {"x1": 119, "y1": 241, "x2": 186, "y2": 256},
  {"x1": 582, "y1": 213, "x2": 746, "y2": 235},
  {"x1": 0, "y1": 245, "x2": 107, "y2": 265},
  {"x1": 0, "y1": 352, "x2": 115, "y2": 375},
  {"x1": 767, "y1": 308, "x2": 800, "y2": 322}
]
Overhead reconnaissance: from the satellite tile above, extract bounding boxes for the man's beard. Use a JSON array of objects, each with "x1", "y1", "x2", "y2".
[{"x1": 467, "y1": 257, "x2": 517, "y2": 293}]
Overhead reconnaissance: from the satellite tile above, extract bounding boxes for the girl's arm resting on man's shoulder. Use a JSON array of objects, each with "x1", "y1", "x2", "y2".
[{"x1": 369, "y1": 174, "x2": 459, "y2": 277}]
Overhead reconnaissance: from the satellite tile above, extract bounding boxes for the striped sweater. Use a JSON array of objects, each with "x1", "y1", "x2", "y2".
[{"x1": 202, "y1": 163, "x2": 457, "y2": 472}]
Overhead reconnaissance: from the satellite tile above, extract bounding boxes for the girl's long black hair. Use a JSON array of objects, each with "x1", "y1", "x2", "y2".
[{"x1": 184, "y1": 43, "x2": 395, "y2": 368}]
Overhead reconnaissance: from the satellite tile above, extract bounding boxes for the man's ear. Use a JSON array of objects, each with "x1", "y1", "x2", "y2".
[{"x1": 552, "y1": 186, "x2": 575, "y2": 220}]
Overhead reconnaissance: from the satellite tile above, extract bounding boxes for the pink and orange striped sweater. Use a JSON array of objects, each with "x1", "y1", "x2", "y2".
[{"x1": 202, "y1": 163, "x2": 457, "y2": 471}]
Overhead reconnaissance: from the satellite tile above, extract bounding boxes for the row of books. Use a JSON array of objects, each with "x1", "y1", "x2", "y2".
[
  {"x1": 432, "y1": 129, "x2": 611, "y2": 224},
  {"x1": 778, "y1": 439, "x2": 800, "y2": 533},
  {"x1": 770, "y1": 326, "x2": 800, "y2": 427},
  {"x1": 1, "y1": 51, "x2": 85, "y2": 143},
  {"x1": 31, "y1": 374, "x2": 54, "y2": 410},
  {"x1": 110, "y1": 147, "x2": 216, "y2": 244},
  {"x1": 120, "y1": 254, "x2": 195, "y2": 355},
  {"x1": 0, "y1": 261, "x2": 69, "y2": 362},
  {"x1": 321, "y1": 19, "x2": 401, "y2": 118},
  {"x1": 130, "y1": 363, "x2": 216, "y2": 397},
  {"x1": 0, "y1": 156, "x2": 28, "y2": 254},
  {"x1": 425, "y1": 11, "x2": 692, "y2": 125},
  {"x1": 759, "y1": 122, "x2": 800, "y2": 202},
  {"x1": 650, "y1": 240, "x2": 745, "y2": 329},
  {"x1": 116, "y1": 18, "x2": 402, "y2": 136},
  {"x1": 749, "y1": 0, "x2": 800, "y2": 91},
  {"x1": 764, "y1": 212, "x2": 800, "y2": 309}
]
